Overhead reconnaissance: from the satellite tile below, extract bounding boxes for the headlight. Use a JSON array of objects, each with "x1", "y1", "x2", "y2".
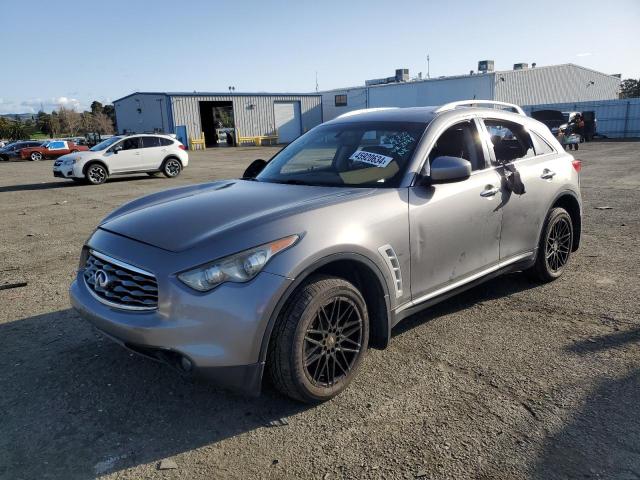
[
  {"x1": 177, "y1": 235, "x2": 299, "y2": 292},
  {"x1": 64, "y1": 158, "x2": 76, "y2": 165}
]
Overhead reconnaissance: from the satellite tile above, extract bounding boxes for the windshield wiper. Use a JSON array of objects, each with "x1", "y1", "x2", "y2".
[{"x1": 276, "y1": 179, "x2": 310, "y2": 186}]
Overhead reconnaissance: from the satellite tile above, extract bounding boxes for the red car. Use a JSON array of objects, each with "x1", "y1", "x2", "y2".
[{"x1": 20, "y1": 140, "x2": 89, "y2": 161}]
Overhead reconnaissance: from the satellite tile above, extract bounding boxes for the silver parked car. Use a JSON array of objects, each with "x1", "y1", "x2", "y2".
[{"x1": 70, "y1": 101, "x2": 582, "y2": 402}]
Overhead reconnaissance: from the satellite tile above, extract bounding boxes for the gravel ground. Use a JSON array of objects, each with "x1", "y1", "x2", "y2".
[{"x1": 0, "y1": 142, "x2": 638, "y2": 480}]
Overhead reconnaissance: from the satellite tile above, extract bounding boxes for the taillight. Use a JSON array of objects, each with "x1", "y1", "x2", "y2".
[
  {"x1": 178, "y1": 144, "x2": 186, "y2": 150},
  {"x1": 572, "y1": 159, "x2": 582, "y2": 173}
]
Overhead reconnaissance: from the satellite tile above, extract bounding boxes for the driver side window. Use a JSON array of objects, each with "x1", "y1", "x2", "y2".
[
  {"x1": 121, "y1": 137, "x2": 141, "y2": 150},
  {"x1": 428, "y1": 121, "x2": 485, "y2": 171}
]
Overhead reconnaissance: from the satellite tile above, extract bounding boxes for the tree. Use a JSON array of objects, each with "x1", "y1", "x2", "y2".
[
  {"x1": 620, "y1": 78, "x2": 640, "y2": 99},
  {"x1": 7, "y1": 121, "x2": 27, "y2": 140},
  {"x1": 36, "y1": 110, "x2": 52, "y2": 136},
  {"x1": 57, "y1": 107, "x2": 82, "y2": 136},
  {"x1": 90, "y1": 101, "x2": 104, "y2": 115},
  {"x1": 92, "y1": 112, "x2": 115, "y2": 134}
]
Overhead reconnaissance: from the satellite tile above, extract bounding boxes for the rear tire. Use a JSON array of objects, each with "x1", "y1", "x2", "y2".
[
  {"x1": 526, "y1": 207, "x2": 573, "y2": 283},
  {"x1": 30, "y1": 152, "x2": 42, "y2": 161},
  {"x1": 85, "y1": 163, "x2": 108, "y2": 185},
  {"x1": 162, "y1": 158, "x2": 182, "y2": 178},
  {"x1": 267, "y1": 275, "x2": 369, "y2": 403}
]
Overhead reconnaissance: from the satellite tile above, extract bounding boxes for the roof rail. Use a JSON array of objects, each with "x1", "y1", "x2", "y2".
[
  {"x1": 435, "y1": 100, "x2": 525, "y2": 116},
  {"x1": 336, "y1": 107, "x2": 398, "y2": 119}
]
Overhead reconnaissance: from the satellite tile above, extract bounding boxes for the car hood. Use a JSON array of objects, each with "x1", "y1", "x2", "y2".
[
  {"x1": 99, "y1": 180, "x2": 374, "y2": 252},
  {"x1": 59, "y1": 150, "x2": 96, "y2": 161}
]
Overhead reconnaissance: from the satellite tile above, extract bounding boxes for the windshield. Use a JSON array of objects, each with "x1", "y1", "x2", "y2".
[
  {"x1": 91, "y1": 136, "x2": 121, "y2": 151},
  {"x1": 256, "y1": 121, "x2": 427, "y2": 187}
]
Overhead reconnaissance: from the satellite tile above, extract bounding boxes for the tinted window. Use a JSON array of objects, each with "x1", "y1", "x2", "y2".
[
  {"x1": 141, "y1": 136, "x2": 161, "y2": 148},
  {"x1": 120, "y1": 137, "x2": 141, "y2": 150},
  {"x1": 429, "y1": 121, "x2": 486, "y2": 171},
  {"x1": 257, "y1": 121, "x2": 426, "y2": 187},
  {"x1": 159, "y1": 137, "x2": 173, "y2": 146},
  {"x1": 484, "y1": 119, "x2": 534, "y2": 164},
  {"x1": 531, "y1": 131, "x2": 554, "y2": 155}
]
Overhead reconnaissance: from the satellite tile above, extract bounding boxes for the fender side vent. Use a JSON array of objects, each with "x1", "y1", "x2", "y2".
[{"x1": 378, "y1": 244, "x2": 403, "y2": 298}]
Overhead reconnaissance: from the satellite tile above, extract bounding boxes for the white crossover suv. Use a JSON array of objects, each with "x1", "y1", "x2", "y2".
[{"x1": 53, "y1": 134, "x2": 189, "y2": 185}]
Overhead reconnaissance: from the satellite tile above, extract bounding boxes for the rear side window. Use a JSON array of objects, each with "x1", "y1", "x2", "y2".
[
  {"x1": 483, "y1": 119, "x2": 534, "y2": 164},
  {"x1": 159, "y1": 137, "x2": 173, "y2": 146},
  {"x1": 141, "y1": 136, "x2": 161, "y2": 148},
  {"x1": 531, "y1": 131, "x2": 555, "y2": 155}
]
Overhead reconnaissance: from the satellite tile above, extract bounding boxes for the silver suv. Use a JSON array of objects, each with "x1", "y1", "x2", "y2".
[{"x1": 70, "y1": 101, "x2": 582, "y2": 402}]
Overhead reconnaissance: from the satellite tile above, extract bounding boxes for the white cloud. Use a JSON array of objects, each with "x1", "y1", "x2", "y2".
[
  {"x1": 0, "y1": 96, "x2": 88, "y2": 114},
  {"x1": 576, "y1": 52, "x2": 592, "y2": 57}
]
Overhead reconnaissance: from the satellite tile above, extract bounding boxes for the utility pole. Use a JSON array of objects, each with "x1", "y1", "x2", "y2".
[
  {"x1": 315, "y1": 71, "x2": 319, "y2": 92},
  {"x1": 427, "y1": 54, "x2": 430, "y2": 79}
]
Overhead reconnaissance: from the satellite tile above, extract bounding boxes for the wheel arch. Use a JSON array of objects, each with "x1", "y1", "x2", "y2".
[
  {"x1": 551, "y1": 191, "x2": 582, "y2": 251},
  {"x1": 258, "y1": 253, "x2": 393, "y2": 364},
  {"x1": 162, "y1": 154, "x2": 182, "y2": 166},
  {"x1": 82, "y1": 160, "x2": 110, "y2": 175}
]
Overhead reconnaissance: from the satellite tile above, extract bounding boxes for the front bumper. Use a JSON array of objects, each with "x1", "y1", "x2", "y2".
[
  {"x1": 53, "y1": 161, "x2": 77, "y2": 178},
  {"x1": 69, "y1": 231, "x2": 292, "y2": 394}
]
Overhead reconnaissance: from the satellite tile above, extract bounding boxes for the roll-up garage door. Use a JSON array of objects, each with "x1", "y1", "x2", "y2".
[{"x1": 274, "y1": 101, "x2": 302, "y2": 143}]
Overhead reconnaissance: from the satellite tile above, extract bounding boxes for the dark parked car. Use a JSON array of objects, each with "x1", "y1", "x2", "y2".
[{"x1": 0, "y1": 141, "x2": 44, "y2": 161}]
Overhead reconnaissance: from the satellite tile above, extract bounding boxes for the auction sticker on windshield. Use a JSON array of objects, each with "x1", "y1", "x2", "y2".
[{"x1": 349, "y1": 150, "x2": 393, "y2": 168}]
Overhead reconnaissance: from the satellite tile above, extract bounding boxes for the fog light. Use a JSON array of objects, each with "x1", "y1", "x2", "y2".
[{"x1": 180, "y1": 356, "x2": 193, "y2": 372}]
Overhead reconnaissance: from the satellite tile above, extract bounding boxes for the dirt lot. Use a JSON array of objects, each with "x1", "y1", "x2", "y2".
[{"x1": 1, "y1": 142, "x2": 639, "y2": 480}]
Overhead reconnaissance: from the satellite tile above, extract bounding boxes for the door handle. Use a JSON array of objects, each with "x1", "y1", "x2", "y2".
[
  {"x1": 480, "y1": 185, "x2": 500, "y2": 197},
  {"x1": 541, "y1": 169, "x2": 556, "y2": 180}
]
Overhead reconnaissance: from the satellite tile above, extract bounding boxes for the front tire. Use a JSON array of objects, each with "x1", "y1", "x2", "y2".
[
  {"x1": 162, "y1": 158, "x2": 182, "y2": 178},
  {"x1": 85, "y1": 163, "x2": 108, "y2": 185},
  {"x1": 527, "y1": 207, "x2": 573, "y2": 282},
  {"x1": 30, "y1": 152, "x2": 42, "y2": 161},
  {"x1": 267, "y1": 275, "x2": 369, "y2": 403}
]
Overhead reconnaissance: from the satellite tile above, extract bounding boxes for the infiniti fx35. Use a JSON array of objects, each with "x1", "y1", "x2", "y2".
[{"x1": 70, "y1": 101, "x2": 582, "y2": 402}]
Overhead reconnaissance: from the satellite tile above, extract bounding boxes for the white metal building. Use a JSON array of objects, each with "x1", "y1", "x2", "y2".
[
  {"x1": 321, "y1": 63, "x2": 621, "y2": 121},
  {"x1": 113, "y1": 92, "x2": 322, "y2": 147}
]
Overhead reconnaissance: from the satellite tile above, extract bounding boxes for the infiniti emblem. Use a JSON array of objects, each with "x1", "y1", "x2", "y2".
[{"x1": 94, "y1": 269, "x2": 111, "y2": 289}]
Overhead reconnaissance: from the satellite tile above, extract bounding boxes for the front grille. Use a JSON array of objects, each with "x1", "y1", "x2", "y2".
[{"x1": 83, "y1": 250, "x2": 158, "y2": 310}]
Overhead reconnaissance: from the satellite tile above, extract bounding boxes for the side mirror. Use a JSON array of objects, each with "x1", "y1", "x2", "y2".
[
  {"x1": 243, "y1": 159, "x2": 267, "y2": 179},
  {"x1": 429, "y1": 156, "x2": 472, "y2": 183},
  {"x1": 111, "y1": 145, "x2": 122, "y2": 154}
]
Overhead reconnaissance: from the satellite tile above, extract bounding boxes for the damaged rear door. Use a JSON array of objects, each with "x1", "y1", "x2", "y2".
[{"x1": 481, "y1": 118, "x2": 560, "y2": 260}]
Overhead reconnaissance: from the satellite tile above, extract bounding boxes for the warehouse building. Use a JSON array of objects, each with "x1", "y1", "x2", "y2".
[
  {"x1": 322, "y1": 63, "x2": 621, "y2": 121},
  {"x1": 113, "y1": 92, "x2": 322, "y2": 147}
]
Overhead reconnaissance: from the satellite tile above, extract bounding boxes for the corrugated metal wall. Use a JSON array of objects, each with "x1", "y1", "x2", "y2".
[
  {"x1": 495, "y1": 64, "x2": 620, "y2": 105},
  {"x1": 369, "y1": 74, "x2": 494, "y2": 109},
  {"x1": 524, "y1": 98, "x2": 640, "y2": 138},
  {"x1": 320, "y1": 64, "x2": 621, "y2": 122},
  {"x1": 170, "y1": 95, "x2": 322, "y2": 140}
]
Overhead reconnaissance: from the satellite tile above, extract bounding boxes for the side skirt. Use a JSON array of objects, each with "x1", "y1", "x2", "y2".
[{"x1": 392, "y1": 253, "x2": 535, "y2": 325}]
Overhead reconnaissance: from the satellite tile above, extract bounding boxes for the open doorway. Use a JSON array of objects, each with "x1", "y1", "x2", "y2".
[{"x1": 199, "y1": 101, "x2": 235, "y2": 147}]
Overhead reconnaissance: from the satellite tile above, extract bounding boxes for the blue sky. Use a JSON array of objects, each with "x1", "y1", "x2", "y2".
[{"x1": 1, "y1": 0, "x2": 638, "y2": 114}]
